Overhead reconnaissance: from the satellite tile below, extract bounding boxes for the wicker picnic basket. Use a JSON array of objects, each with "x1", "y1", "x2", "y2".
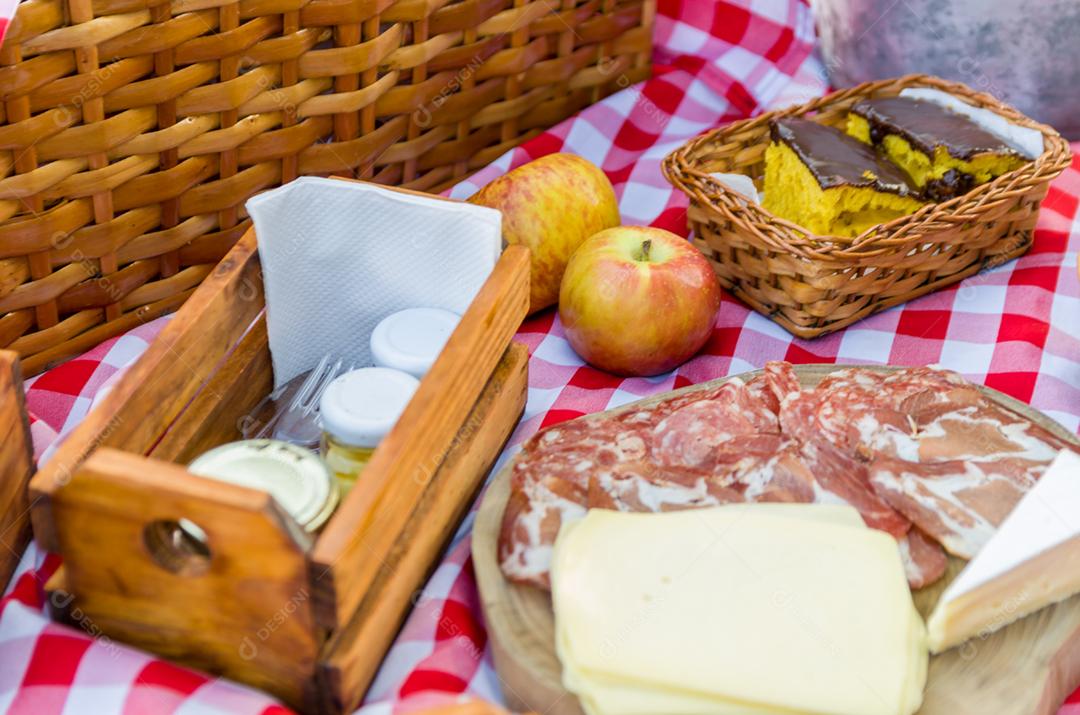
[
  {"x1": 662, "y1": 74, "x2": 1072, "y2": 339},
  {"x1": 0, "y1": 0, "x2": 654, "y2": 375}
]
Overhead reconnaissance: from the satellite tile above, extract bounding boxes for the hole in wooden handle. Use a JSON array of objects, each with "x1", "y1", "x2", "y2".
[{"x1": 143, "y1": 518, "x2": 211, "y2": 576}]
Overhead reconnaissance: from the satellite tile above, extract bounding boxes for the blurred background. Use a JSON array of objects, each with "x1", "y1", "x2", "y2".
[{"x1": 813, "y1": 0, "x2": 1080, "y2": 138}]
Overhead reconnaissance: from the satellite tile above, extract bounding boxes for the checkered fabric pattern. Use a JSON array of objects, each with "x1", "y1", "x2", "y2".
[{"x1": 4, "y1": 1, "x2": 1080, "y2": 713}]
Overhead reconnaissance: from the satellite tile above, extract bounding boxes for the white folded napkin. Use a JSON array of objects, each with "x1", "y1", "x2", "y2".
[
  {"x1": 246, "y1": 177, "x2": 502, "y2": 389},
  {"x1": 708, "y1": 172, "x2": 760, "y2": 203}
]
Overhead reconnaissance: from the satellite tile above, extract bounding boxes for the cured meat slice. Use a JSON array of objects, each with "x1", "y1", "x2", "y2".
[
  {"x1": 587, "y1": 467, "x2": 745, "y2": 513},
  {"x1": 739, "y1": 442, "x2": 818, "y2": 504},
  {"x1": 899, "y1": 527, "x2": 949, "y2": 590},
  {"x1": 869, "y1": 456, "x2": 1045, "y2": 559},
  {"x1": 860, "y1": 375, "x2": 1077, "y2": 559},
  {"x1": 617, "y1": 377, "x2": 754, "y2": 427},
  {"x1": 815, "y1": 387, "x2": 911, "y2": 458},
  {"x1": 763, "y1": 360, "x2": 801, "y2": 403},
  {"x1": 731, "y1": 378, "x2": 782, "y2": 433},
  {"x1": 652, "y1": 398, "x2": 756, "y2": 469},
  {"x1": 498, "y1": 473, "x2": 588, "y2": 588},
  {"x1": 776, "y1": 386, "x2": 912, "y2": 538},
  {"x1": 776, "y1": 363, "x2": 1072, "y2": 563},
  {"x1": 799, "y1": 366, "x2": 939, "y2": 460},
  {"x1": 652, "y1": 387, "x2": 778, "y2": 470},
  {"x1": 498, "y1": 418, "x2": 625, "y2": 587},
  {"x1": 745, "y1": 373, "x2": 781, "y2": 418},
  {"x1": 800, "y1": 439, "x2": 911, "y2": 538},
  {"x1": 588, "y1": 438, "x2": 817, "y2": 514}
]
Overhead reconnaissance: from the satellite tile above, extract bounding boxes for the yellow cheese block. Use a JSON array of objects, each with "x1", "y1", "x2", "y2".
[
  {"x1": 551, "y1": 504, "x2": 927, "y2": 715},
  {"x1": 567, "y1": 610, "x2": 926, "y2": 715},
  {"x1": 559, "y1": 504, "x2": 877, "y2": 715}
]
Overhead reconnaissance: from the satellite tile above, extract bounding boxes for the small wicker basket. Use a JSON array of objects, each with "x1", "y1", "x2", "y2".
[
  {"x1": 662, "y1": 74, "x2": 1072, "y2": 339},
  {"x1": 0, "y1": 0, "x2": 654, "y2": 374}
]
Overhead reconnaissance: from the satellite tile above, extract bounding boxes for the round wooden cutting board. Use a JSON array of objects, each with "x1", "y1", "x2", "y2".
[{"x1": 472, "y1": 365, "x2": 1080, "y2": 715}]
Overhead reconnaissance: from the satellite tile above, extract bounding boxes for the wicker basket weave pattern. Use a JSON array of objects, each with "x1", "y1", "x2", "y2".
[
  {"x1": 0, "y1": 0, "x2": 654, "y2": 374},
  {"x1": 663, "y1": 75, "x2": 1072, "y2": 339}
]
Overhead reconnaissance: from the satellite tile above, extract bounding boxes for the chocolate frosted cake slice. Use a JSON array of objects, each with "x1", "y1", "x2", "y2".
[
  {"x1": 762, "y1": 117, "x2": 924, "y2": 237},
  {"x1": 847, "y1": 96, "x2": 1027, "y2": 201}
]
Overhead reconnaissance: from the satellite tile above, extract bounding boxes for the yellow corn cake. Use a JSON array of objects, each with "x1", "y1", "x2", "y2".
[
  {"x1": 763, "y1": 118, "x2": 924, "y2": 237},
  {"x1": 847, "y1": 96, "x2": 1027, "y2": 201}
]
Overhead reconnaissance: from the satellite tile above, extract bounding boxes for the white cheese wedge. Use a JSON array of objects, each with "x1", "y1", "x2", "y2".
[
  {"x1": 927, "y1": 449, "x2": 1080, "y2": 653},
  {"x1": 551, "y1": 504, "x2": 927, "y2": 715}
]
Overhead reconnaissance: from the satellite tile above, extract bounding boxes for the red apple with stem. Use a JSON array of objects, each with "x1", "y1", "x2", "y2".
[{"x1": 558, "y1": 226, "x2": 721, "y2": 376}]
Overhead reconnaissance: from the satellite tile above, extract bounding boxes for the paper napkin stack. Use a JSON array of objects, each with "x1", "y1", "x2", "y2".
[{"x1": 247, "y1": 177, "x2": 502, "y2": 388}]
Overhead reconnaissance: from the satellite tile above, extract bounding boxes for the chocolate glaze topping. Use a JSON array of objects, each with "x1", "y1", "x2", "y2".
[
  {"x1": 851, "y1": 96, "x2": 1021, "y2": 161},
  {"x1": 923, "y1": 169, "x2": 975, "y2": 202},
  {"x1": 770, "y1": 117, "x2": 918, "y2": 196}
]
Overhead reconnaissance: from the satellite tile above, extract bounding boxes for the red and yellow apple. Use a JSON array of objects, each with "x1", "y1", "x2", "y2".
[
  {"x1": 469, "y1": 153, "x2": 620, "y2": 314},
  {"x1": 558, "y1": 226, "x2": 721, "y2": 376}
]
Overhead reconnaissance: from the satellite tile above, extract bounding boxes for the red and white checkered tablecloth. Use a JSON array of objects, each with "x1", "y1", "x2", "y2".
[{"x1": 4, "y1": 1, "x2": 1080, "y2": 713}]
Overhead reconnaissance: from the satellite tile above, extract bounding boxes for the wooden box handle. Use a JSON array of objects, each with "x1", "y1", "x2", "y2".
[{"x1": 49, "y1": 447, "x2": 321, "y2": 707}]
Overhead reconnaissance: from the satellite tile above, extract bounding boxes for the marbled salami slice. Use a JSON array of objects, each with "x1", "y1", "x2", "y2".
[
  {"x1": 869, "y1": 456, "x2": 1048, "y2": 559},
  {"x1": 498, "y1": 473, "x2": 588, "y2": 588},
  {"x1": 652, "y1": 386, "x2": 779, "y2": 470},
  {"x1": 860, "y1": 375, "x2": 1077, "y2": 559}
]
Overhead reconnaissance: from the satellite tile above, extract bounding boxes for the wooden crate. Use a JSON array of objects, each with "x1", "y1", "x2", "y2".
[
  {"x1": 27, "y1": 182, "x2": 531, "y2": 714},
  {"x1": 0, "y1": 349, "x2": 35, "y2": 590}
]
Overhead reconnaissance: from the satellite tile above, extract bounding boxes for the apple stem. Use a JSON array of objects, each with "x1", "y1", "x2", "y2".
[{"x1": 639, "y1": 239, "x2": 652, "y2": 262}]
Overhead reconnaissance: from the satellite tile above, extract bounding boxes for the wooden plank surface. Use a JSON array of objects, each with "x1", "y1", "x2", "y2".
[
  {"x1": 0, "y1": 350, "x2": 34, "y2": 589},
  {"x1": 50, "y1": 448, "x2": 319, "y2": 709},
  {"x1": 29, "y1": 227, "x2": 263, "y2": 552},
  {"x1": 472, "y1": 365, "x2": 1080, "y2": 715},
  {"x1": 314, "y1": 342, "x2": 528, "y2": 715},
  {"x1": 310, "y1": 244, "x2": 530, "y2": 630}
]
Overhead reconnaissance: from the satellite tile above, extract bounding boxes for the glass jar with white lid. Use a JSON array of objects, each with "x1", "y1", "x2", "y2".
[
  {"x1": 319, "y1": 367, "x2": 419, "y2": 496},
  {"x1": 370, "y1": 307, "x2": 460, "y2": 378}
]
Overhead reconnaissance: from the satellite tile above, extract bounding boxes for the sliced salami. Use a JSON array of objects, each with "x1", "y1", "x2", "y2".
[{"x1": 497, "y1": 361, "x2": 1072, "y2": 591}]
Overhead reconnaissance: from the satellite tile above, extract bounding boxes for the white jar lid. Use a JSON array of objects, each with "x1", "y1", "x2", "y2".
[
  {"x1": 370, "y1": 307, "x2": 460, "y2": 378},
  {"x1": 320, "y1": 367, "x2": 420, "y2": 448},
  {"x1": 188, "y1": 439, "x2": 333, "y2": 530}
]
